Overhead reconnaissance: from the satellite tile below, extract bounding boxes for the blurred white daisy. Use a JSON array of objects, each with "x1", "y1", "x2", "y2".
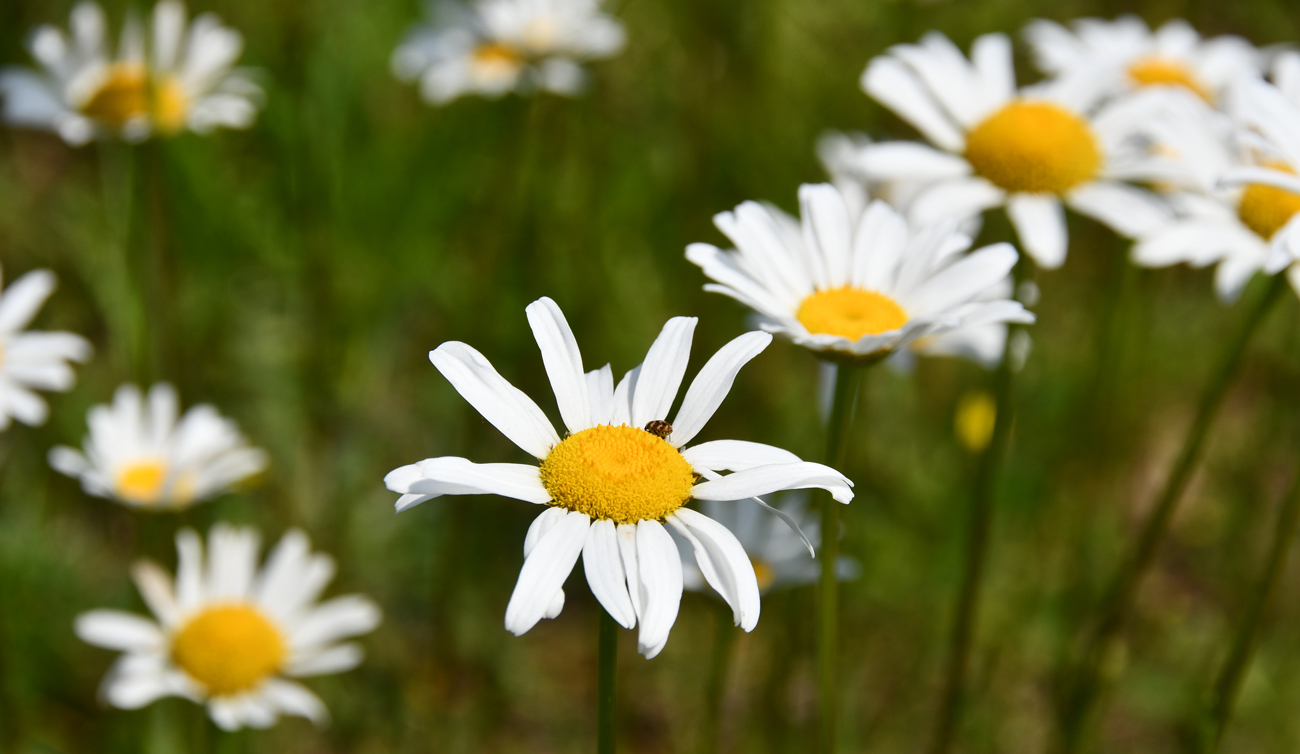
[
  {"x1": 0, "y1": 267, "x2": 92, "y2": 429},
  {"x1": 1024, "y1": 16, "x2": 1262, "y2": 105},
  {"x1": 76, "y1": 525, "x2": 381, "y2": 731},
  {"x1": 676, "y1": 497, "x2": 858, "y2": 596},
  {"x1": 391, "y1": 0, "x2": 625, "y2": 105},
  {"x1": 385, "y1": 297, "x2": 854, "y2": 658},
  {"x1": 0, "y1": 1, "x2": 261, "y2": 145},
  {"x1": 49, "y1": 383, "x2": 268, "y2": 510},
  {"x1": 1122, "y1": 78, "x2": 1300, "y2": 299},
  {"x1": 686, "y1": 182, "x2": 1034, "y2": 362},
  {"x1": 854, "y1": 31, "x2": 1172, "y2": 268}
]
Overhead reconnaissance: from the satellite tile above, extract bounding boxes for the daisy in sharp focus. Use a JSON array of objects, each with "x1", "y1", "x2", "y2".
[
  {"x1": 853, "y1": 31, "x2": 1173, "y2": 268},
  {"x1": 76, "y1": 525, "x2": 381, "y2": 730},
  {"x1": 49, "y1": 383, "x2": 268, "y2": 510},
  {"x1": 0, "y1": 1, "x2": 261, "y2": 145},
  {"x1": 391, "y1": 0, "x2": 625, "y2": 105},
  {"x1": 385, "y1": 297, "x2": 854, "y2": 658},
  {"x1": 1024, "y1": 16, "x2": 1262, "y2": 106},
  {"x1": 1121, "y1": 72, "x2": 1300, "y2": 299},
  {"x1": 0, "y1": 267, "x2": 92, "y2": 429},
  {"x1": 686, "y1": 182, "x2": 1035, "y2": 362},
  {"x1": 676, "y1": 496, "x2": 859, "y2": 596}
]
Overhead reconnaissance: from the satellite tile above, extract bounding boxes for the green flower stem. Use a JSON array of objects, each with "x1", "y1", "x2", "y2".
[
  {"x1": 818, "y1": 363, "x2": 864, "y2": 754},
  {"x1": 1059, "y1": 273, "x2": 1287, "y2": 753},
  {"x1": 1200, "y1": 464, "x2": 1300, "y2": 751},
  {"x1": 598, "y1": 607, "x2": 619, "y2": 754},
  {"x1": 930, "y1": 316, "x2": 1023, "y2": 754},
  {"x1": 143, "y1": 140, "x2": 174, "y2": 382},
  {"x1": 698, "y1": 601, "x2": 738, "y2": 754}
]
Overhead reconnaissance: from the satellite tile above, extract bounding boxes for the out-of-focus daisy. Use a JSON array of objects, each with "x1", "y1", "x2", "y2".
[
  {"x1": 1123, "y1": 80, "x2": 1300, "y2": 299},
  {"x1": 676, "y1": 497, "x2": 858, "y2": 596},
  {"x1": 686, "y1": 182, "x2": 1034, "y2": 362},
  {"x1": 76, "y1": 525, "x2": 381, "y2": 731},
  {"x1": 854, "y1": 31, "x2": 1172, "y2": 268},
  {"x1": 391, "y1": 0, "x2": 625, "y2": 105},
  {"x1": 1024, "y1": 16, "x2": 1262, "y2": 105},
  {"x1": 0, "y1": 267, "x2": 92, "y2": 430},
  {"x1": 0, "y1": 1, "x2": 261, "y2": 145},
  {"x1": 49, "y1": 383, "x2": 268, "y2": 510},
  {"x1": 385, "y1": 297, "x2": 853, "y2": 658}
]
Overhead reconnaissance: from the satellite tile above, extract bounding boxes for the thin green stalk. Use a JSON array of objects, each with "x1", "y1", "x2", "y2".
[
  {"x1": 598, "y1": 607, "x2": 618, "y2": 754},
  {"x1": 930, "y1": 318, "x2": 1022, "y2": 754},
  {"x1": 1199, "y1": 466, "x2": 1300, "y2": 751},
  {"x1": 1058, "y1": 273, "x2": 1287, "y2": 753},
  {"x1": 699, "y1": 601, "x2": 738, "y2": 754},
  {"x1": 818, "y1": 363, "x2": 864, "y2": 754}
]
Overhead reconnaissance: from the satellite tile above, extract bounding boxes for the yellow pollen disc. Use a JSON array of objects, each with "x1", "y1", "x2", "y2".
[
  {"x1": 151, "y1": 74, "x2": 190, "y2": 135},
  {"x1": 1127, "y1": 56, "x2": 1211, "y2": 101},
  {"x1": 751, "y1": 558, "x2": 776, "y2": 592},
  {"x1": 964, "y1": 100, "x2": 1102, "y2": 194},
  {"x1": 472, "y1": 42, "x2": 524, "y2": 80},
  {"x1": 955, "y1": 389, "x2": 997, "y2": 453},
  {"x1": 796, "y1": 286, "x2": 908, "y2": 341},
  {"x1": 81, "y1": 64, "x2": 150, "y2": 128},
  {"x1": 1238, "y1": 162, "x2": 1300, "y2": 240},
  {"x1": 115, "y1": 459, "x2": 169, "y2": 505},
  {"x1": 171, "y1": 605, "x2": 286, "y2": 696},
  {"x1": 540, "y1": 424, "x2": 696, "y2": 524}
]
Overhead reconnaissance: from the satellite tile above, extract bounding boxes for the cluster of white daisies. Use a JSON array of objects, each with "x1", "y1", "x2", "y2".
[{"x1": 4, "y1": 0, "x2": 1300, "y2": 740}]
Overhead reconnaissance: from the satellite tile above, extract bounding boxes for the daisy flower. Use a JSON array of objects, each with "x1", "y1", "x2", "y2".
[
  {"x1": 0, "y1": 1, "x2": 260, "y2": 145},
  {"x1": 0, "y1": 267, "x2": 92, "y2": 429},
  {"x1": 1024, "y1": 16, "x2": 1262, "y2": 105},
  {"x1": 49, "y1": 383, "x2": 268, "y2": 510},
  {"x1": 391, "y1": 0, "x2": 625, "y2": 105},
  {"x1": 385, "y1": 297, "x2": 854, "y2": 658},
  {"x1": 76, "y1": 525, "x2": 381, "y2": 731},
  {"x1": 854, "y1": 31, "x2": 1172, "y2": 268},
  {"x1": 1123, "y1": 78, "x2": 1300, "y2": 299},
  {"x1": 676, "y1": 496, "x2": 858, "y2": 596},
  {"x1": 685, "y1": 182, "x2": 1035, "y2": 362}
]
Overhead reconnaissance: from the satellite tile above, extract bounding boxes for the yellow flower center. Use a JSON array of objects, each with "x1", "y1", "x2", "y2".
[
  {"x1": 472, "y1": 42, "x2": 524, "y2": 81},
  {"x1": 964, "y1": 100, "x2": 1102, "y2": 194},
  {"x1": 171, "y1": 605, "x2": 286, "y2": 696},
  {"x1": 113, "y1": 459, "x2": 195, "y2": 507},
  {"x1": 540, "y1": 424, "x2": 696, "y2": 524},
  {"x1": 751, "y1": 558, "x2": 776, "y2": 592},
  {"x1": 81, "y1": 63, "x2": 150, "y2": 128},
  {"x1": 152, "y1": 74, "x2": 190, "y2": 135},
  {"x1": 1238, "y1": 163, "x2": 1300, "y2": 240},
  {"x1": 955, "y1": 389, "x2": 997, "y2": 453},
  {"x1": 1127, "y1": 56, "x2": 1211, "y2": 101},
  {"x1": 796, "y1": 286, "x2": 909, "y2": 341}
]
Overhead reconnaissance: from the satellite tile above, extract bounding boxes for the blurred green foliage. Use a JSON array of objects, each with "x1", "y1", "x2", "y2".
[{"x1": 2, "y1": 0, "x2": 1300, "y2": 751}]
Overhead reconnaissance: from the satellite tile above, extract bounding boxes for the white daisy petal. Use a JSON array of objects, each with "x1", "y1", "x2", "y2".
[
  {"x1": 853, "y1": 142, "x2": 971, "y2": 182},
  {"x1": 0, "y1": 269, "x2": 56, "y2": 334},
  {"x1": 1006, "y1": 193, "x2": 1068, "y2": 269},
  {"x1": 693, "y1": 462, "x2": 855, "y2": 505},
  {"x1": 260, "y1": 678, "x2": 328, "y2": 726},
  {"x1": 669, "y1": 331, "x2": 771, "y2": 447},
  {"x1": 681, "y1": 440, "x2": 802, "y2": 471},
  {"x1": 632, "y1": 520, "x2": 683, "y2": 659},
  {"x1": 1067, "y1": 181, "x2": 1171, "y2": 238},
  {"x1": 861, "y1": 57, "x2": 965, "y2": 152},
  {"x1": 386, "y1": 457, "x2": 551, "y2": 511},
  {"x1": 666, "y1": 509, "x2": 760, "y2": 631},
  {"x1": 585, "y1": 365, "x2": 615, "y2": 426},
  {"x1": 429, "y1": 342, "x2": 561, "y2": 459},
  {"x1": 504, "y1": 509, "x2": 590, "y2": 635},
  {"x1": 583, "y1": 519, "x2": 636, "y2": 629},
  {"x1": 290, "y1": 595, "x2": 382, "y2": 650},
  {"x1": 131, "y1": 561, "x2": 179, "y2": 625},
  {"x1": 75, "y1": 610, "x2": 164, "y2": 652},
  {"x1": 526, "y1": 296, "x2": 591, "y2": 433},
  {"x1": 285, "y1": 643, "x2": 365, "y2": 677},
  {"x1": 630, "y1": 317, "x2": 697, "y2": 428}
]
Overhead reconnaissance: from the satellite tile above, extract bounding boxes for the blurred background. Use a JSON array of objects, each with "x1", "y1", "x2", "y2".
[{"x1": 2, "y1": 0, "x2": 1300, "y2": 751}]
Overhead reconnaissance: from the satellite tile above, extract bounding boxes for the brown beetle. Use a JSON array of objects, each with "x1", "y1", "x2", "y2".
[{"x1": 644, "y1": 420, "x2": 673, "y2": 439}]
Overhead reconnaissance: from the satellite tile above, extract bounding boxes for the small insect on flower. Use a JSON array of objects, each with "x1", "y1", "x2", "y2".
[{"x1": 643, "y1": 420, "x2": 673, "y2": 439}]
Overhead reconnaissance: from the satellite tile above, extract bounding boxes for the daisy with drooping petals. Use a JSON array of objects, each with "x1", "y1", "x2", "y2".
[
  {"x1": 385, "y1": 297, "x2": 853, "y2": 658},
  {"x1": 1121, "y1": 77, "x2": 1300, "y2": 299},
  {"x1": 391, "y1": 0, "x2": 625, "y2": 105},
  {"x1": 76, "y1": 525, "x2": 381, "y2": 731},
  {"x1": 854, "y1": 31, "x2": 1172, "y2": 268},
  {"x1": 1024, "y1": 16, "x2": 1262, "y2": 105},
  {"x1": 676, "y1": 496, "x2": 858, "y2": 596},
  {"x1": 49, "y1": 383, "x2": 268, "y2": 510},
  {"x1": 0, "y1": 267, "x2": 92, "y2": 429},
  {"x1": 0, "y1": 1, "x2": 260, "y2": 145},
  {"x1": 685, "y1": 182, "x2": 1035, "y2": 362}
]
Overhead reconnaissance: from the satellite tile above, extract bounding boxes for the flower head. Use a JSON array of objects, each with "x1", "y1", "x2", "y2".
[
  {"x1": 686, "y1": 182, "x2": 1034, "y2": 361},
  {"x1": 1024, "y1": 16, "x2": 1262, "y2": 105},
  {"x1": 852, "y1": 31, "x2": 1171, "y2": 268},
  {"x1": 0, "y1": 1, "x2": 261, "y2": 144},
  {"x1": 385, "y1": 297, "x2": 853, "y2": 658},
  {"x1": 75, "y1": 525, "x2": 381, "y2": 730},
  {"x1": 392, "y1": 0, "x2": 624, "y2": 105},
  {"x1": 0, "y1": 267, "x2": 91, "y2": 429},
  {"x1": 50, "y1": 383, "x2": 268, "y2": 510}
]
